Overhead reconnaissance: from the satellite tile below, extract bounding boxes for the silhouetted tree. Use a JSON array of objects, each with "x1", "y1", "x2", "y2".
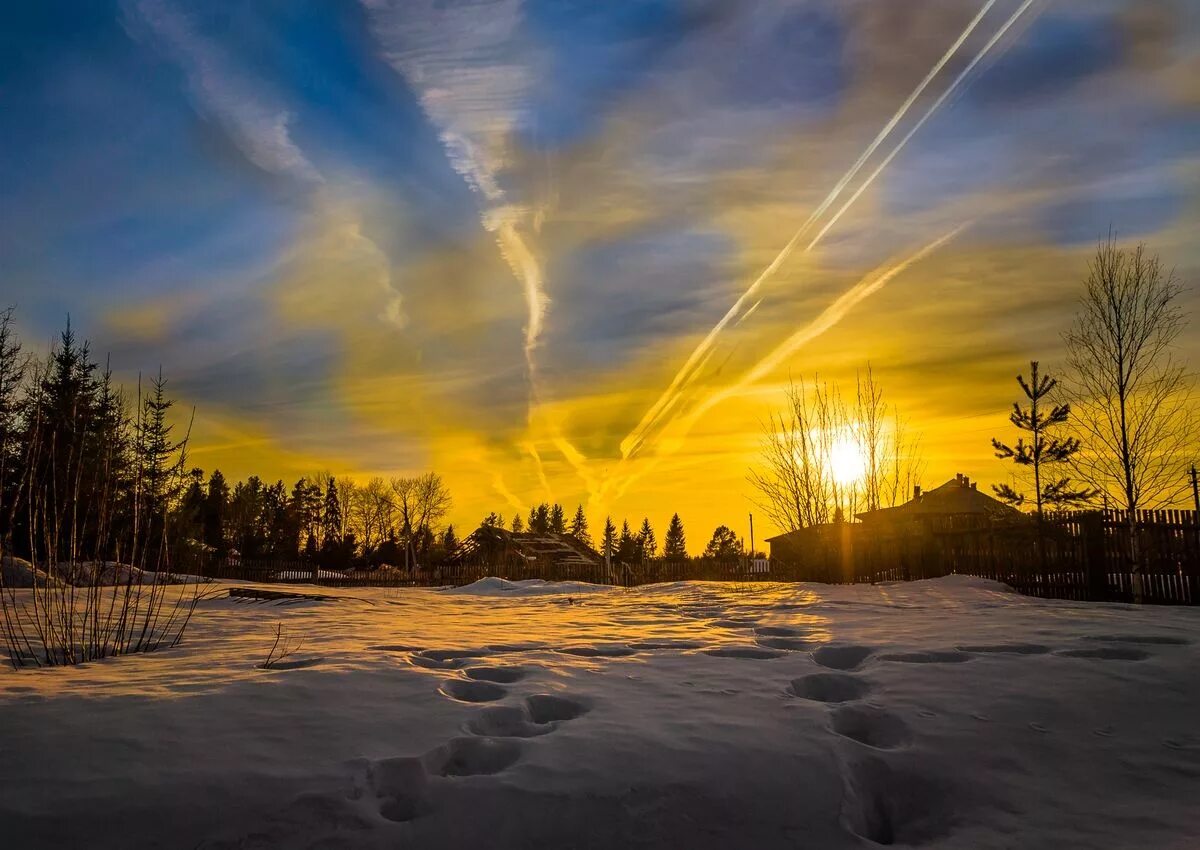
[
  {"x1": 703, "y1": 525, "x2": 740, "y2": 559},
  {"x1": 511, "y1": 514, "x2": 525, "y2": 533},
  {"x1": 481, "y1": 511, "x2": 504, "y2": 529},
  {"x1": 203, "y1": 470, "x2": 229, "y2": 554},
  {"x1": 442, "y1": 524, "x2": 458, "y2": 553},
  {"x1": 617, "y1": 520, "x2": 638, "y2": 563},
  {"x1": 663, "y1": 513, "x2": 687, "y2": 560},
  {"x1": 321, "y1": 478, "x2": 342, "y2": 551},
  {"x1": 1065, "y1": 237, "x2": 1194, "y2": 513},
  {"x1": 0, "y1": 307, "x2": 26, "y2": 546},
  {"x1": 601, "y1": 516, "x2": 617, "y2": 560},
  {"x1": 992, "y1": 361, "x2": 1093, "y2": 514},
  {"x1": 548, "y1": 503, "x2": 565, "y2": 534},
  {"x1": 569, "y1": 504, "x2": 591, "y2": 548},
  {"x1": 638, "y1": 518, "x2": 657, "y2": 559}
]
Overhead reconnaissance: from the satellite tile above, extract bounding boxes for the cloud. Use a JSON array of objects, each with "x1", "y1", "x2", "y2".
[{"x1": 123, "y1": 0, "x2": 322, "y2": 184}]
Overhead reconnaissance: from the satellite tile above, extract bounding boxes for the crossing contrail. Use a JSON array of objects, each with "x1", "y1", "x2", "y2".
[
  {"x1": 802, "y1": 0, "x2": 1039, "y2": 254},
  {"x1": 606, "y1": 226, "x2": 965, "y2": 502},
  {"x1": 618, "y1": 0, "x2": 1006, "y2": 461}
]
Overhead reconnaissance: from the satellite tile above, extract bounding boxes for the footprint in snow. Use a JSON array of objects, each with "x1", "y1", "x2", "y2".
[
  {"x1": 812, "y1": 644, "x2": 874, "y2": 671},
  {"x1": 1055, "y1": 647, "x2": 1150, "y2": 661},
  {"x1": 439, "y1": 678, "x2": 507, "y2": 703},
  {"x1": 463, "y1": 665, "x2": 527, "y2": 684},
  {"x1": 702, "y1": 646, "x2": 785, "y2": 660},
  {"x1": 879, "y1": 650, "x2": 971, "y2": 664},
  {"x1": 830, "y1": 704, "x2": 912, "y2": 750},
  {"x1": 789, "y1": 672, "x2": 871, "y2": 703}
]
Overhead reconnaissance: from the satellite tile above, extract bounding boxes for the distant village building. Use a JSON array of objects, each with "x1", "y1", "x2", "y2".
[
  {"x1": 446, "y1": 527, "x2": 603, "y2": 572},
  {"x1": 766, "y1": 474, "x2": 1026, "y2": 561}
]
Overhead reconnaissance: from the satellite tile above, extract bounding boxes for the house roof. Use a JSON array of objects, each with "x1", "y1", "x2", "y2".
[
  {"x1": 447, "y1": 527, "x2": 603, "y2": 567},
  {"x1": 856, "y1": 475, "x2": 1023, "y2": 523}
]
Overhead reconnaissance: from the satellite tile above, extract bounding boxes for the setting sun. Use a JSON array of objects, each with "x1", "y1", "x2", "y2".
[{"x1": 828, "y1": 428, "x2": 867, "y2": 487}]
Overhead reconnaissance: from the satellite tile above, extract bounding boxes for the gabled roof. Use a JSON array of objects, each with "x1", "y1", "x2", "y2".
[
  {"x1": 857, "y1": 475, "x2": 1023, "y2": 524},
  {"x1": 447, "y1": 527, "x2": 603, "y2": 567}
]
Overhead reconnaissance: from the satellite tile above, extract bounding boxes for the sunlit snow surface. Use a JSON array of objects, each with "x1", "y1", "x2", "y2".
[{"x1": 2, "y1": 576, "x2": 1197, "y2": 849}]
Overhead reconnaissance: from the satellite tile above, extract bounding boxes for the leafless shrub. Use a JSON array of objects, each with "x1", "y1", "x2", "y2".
[{"x1": 260, "y1": 622, "x2": 304, "y2": 669}]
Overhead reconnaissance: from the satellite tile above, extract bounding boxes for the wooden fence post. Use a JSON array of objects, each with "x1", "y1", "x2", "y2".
[{"x1": 1081, "y1": 511, "x2": 1107, "y2": 602}]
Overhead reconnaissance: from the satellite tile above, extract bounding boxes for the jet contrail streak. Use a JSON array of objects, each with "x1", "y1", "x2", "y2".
[
  {"x1": 804, "y1": 0, "x2": 1038, "y2": 253},
  {"x1": 617, "y1": 0, "x2": 1004, "y2": 460},
  {"x1": 608, "y1": 227, "x2": 964, "y2": 500}
]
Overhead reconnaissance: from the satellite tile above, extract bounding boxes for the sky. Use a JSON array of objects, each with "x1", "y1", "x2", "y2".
[{"x1": 2, "y1": 0, "x2": 1198, "y2": 546}]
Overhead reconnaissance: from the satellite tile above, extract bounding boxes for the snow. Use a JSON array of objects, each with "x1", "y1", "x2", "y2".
[{"x1": 1, "y1": 577, "x2": 1197, "y2": 849}]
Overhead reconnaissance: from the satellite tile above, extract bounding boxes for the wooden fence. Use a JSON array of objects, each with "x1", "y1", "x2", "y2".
[{"x1": 176, "y1": 509, "x2": 1200, "y2": 605}]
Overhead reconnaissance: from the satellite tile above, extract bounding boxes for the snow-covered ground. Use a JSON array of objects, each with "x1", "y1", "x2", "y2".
[{"x1": 1, "y1": 576, "x2": 1197, "y2": 849}]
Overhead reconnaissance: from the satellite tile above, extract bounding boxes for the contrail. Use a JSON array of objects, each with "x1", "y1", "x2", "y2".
[
  {"x1": 618, "y1": 0, "x2": 1004, "y2": 460},
  {"x1": 802, "y1": 0, "x2": 1039, "y2": 253},
  {"x1": 608, "y1": 227, "x2": 965, "y2": 500}
]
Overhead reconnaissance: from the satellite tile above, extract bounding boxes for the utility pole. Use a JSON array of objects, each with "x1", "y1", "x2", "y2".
[
  {"x1": 749, "y1": 512, "x2": 755, "y2": 558},
  {"x1": 1190, "y1": 465, "x2": 1199, "y2": 515}
]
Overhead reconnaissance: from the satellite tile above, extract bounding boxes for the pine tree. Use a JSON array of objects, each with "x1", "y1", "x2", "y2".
[
  {"x1": 0, "y1": 307, "x2": 25, "y2": 545},
  {"x1": 481, "y1": 512, "x2": 504, "y2": 528},
  {"x1": 442, "y1": 524, "x2": 458, "y2": 552},
  {"x1": 321, "y1": 477, "x2": 342, "y2": 551},
  {"x1": 549, "y1": 503, "x2": 565, "y2": 534},
  {"x1": 569, "y1": 504, "x2": 591, "y2": 548},
  {"x1": 638, "y1": 518, "x2": 657, "y2": 559},
  {"x1": 511, "y1": 514, "x2": 525, "y2": 533},
  {"x1": 203, "y1": 470, "x2": 229, "y2": 553},
  {"x1": 601, "y1": 516, "x2": 617, "y2": 559},
  {"x1": 617, "y1": 520, "x2": 638, "y2": 563},
  {"x1": 135, "y1": 370, "x2": 186, "y2": 544},
  {"x1": 703, "y1": 525, "x2": 741, "y2": 559},
  {"x1": 663, "y1": 513, "x2": 687, "y2": 560},
  {"x1": 992, "y1": 361, "x2": 1094, "y2": 515}
]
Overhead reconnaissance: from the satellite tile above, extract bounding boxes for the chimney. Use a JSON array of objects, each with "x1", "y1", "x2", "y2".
[
  {"x1": 913, "y1": 484, "x2": 922, "y2": 500},
  {"x1": 971, "y1": 482, "x2": 977, "y2": 490},
  {"x1": 955, "y1": 473, "x2": 963, "y2": 485},
  {"x1": 962, "y1": 475, "x2": 971, "y2": 489}
]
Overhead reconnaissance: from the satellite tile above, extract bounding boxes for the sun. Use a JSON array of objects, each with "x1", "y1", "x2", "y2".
[{"x1": 828, "y1": 428, "x2": 867, "y2": 487}]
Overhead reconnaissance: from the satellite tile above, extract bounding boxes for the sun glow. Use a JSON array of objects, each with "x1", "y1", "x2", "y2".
[{"x1": 828, "y1": 428, "x2": 867, "y2": 487}]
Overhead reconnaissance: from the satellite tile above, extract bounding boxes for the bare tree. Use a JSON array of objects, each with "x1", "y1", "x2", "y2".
[
  {"x1": 391, "y1": 472, "x2": 451, "y2": 565},
  {"x1": 855, "y1": 365, "x2": 924, "y2": 512},
  {"x1": 348, "y1": 477, "x2": 393, "y2": 552},
  {"x1": 1064, "y1": 238, "x2": 1193, "y2": 516},
  {"x1": 749, "y1": 377, "x2": 846, "y2": 531}
]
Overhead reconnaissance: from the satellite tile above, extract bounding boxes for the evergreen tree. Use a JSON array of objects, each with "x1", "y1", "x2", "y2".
[
  {"x1": 0, "y1": 307, "x2": 25, "y2": 545},
  {"x1": 548, "y1": 503, "x2": 565, "y2": 534},
  {"x1": 481, "y1": 511, "x2": 504, "y2": 528},
  {"x1": 992, "y1": 361, "x2": 1094, "y2": 514},
  {"x1": 135, "y1": 370, "x2": 186, "y2": 543},
  {"x1": 203, "y1": 470, "x2": 229, "y2": 553},
  {"x1": 569, "y1": 504, "x2": 591, "y2": 548},
  {"x1": 442, "y1": 524, "x2": 458, "y2": 552},
  {"x1": 703, "y1": 525, "x2": 741, "y2": 559},
  {"x1": 321, "y1": 477, "x2": 342, "y2": 551},
  {"x1": 638, "y1": 518, "x2": 657, "y2": 559},
  {"x1": 601, "y1": 516, "x2": 617, "y2": 559},
  {"x1": 511, "y1": 513, "x2": 525, "y2": 533},
  {"x1": 617, "y1": 519, "x2": 638, "y2": 563},
  {"x1": 663, "y1": 513, "x2": 687, "y2": 560}
]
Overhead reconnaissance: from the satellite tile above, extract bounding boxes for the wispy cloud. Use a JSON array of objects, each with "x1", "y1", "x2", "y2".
[
  {"x1": 361, "y1": 0, "x2": 549, "y2": 372},
  {"x1": 123, "y1": 0, "x2": 322, "y2": 184}
]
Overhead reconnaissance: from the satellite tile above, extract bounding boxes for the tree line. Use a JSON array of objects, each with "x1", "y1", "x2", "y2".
[{"x1": 476, "y1": 503, "x2": 748, "y2": 562}]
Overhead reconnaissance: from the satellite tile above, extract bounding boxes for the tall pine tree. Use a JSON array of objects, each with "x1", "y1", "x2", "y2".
[
  {"x1": 569, "y1": 505, "x2": 591, "y2": 548},
  {"x1": 638, "y1": 518, "x2": 657, "y2": 559},
  {"x1": 663, "y1": 513, "x2": 687, "y2": 560}
]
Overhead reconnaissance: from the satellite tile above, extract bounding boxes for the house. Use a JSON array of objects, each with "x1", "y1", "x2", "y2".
[
  {"x1": 856, "y1": 474, "x2": 1026, "y2": 535},
  {"x1": 765, "y1": 474, "x2": 1026, "y2": 561},
  {"x1": 445, "y1": 526, "x2": 603, "y2": 570}
]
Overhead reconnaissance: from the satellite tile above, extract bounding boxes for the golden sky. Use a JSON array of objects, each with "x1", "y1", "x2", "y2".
[{"x1": 3, "y1": 1, "x2": 1199, "y2": 547}]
